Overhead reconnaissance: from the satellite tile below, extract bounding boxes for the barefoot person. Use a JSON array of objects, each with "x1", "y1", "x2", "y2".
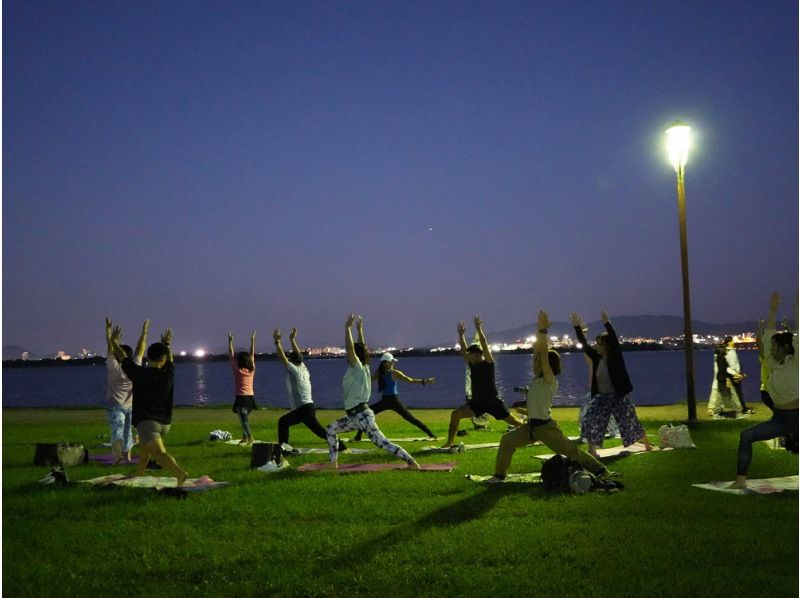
[
  {"x1": 273, "y1": 327, "x2": 347, "y2": 453},
  {"x1": 110, "y1": 324, "x2": 188, "y2": 486},
  {"x1": 351, "y1": 352, "x2": 437, "y2": 441},
  {"x1": 730, "y1": 292, "x2": 798, "y2": 489},
  {"x1": 570, "y1": 309, "x2": 652, "y2": 458},
  {"x1": 104, "y1": 317, "x2": 146, "y2": 464},
  {"x1": 228, "y1": 331, "x2": 257, "y2": 445},
  {"x1": 325, "y1": 315, "x2": 419, "y2": 469},
  {"x1": 487, "y1": 311, "x2": 610, "y2": 482},
  {"x1": 442, "y1": 316, "x2": 525, "y2": 448}
]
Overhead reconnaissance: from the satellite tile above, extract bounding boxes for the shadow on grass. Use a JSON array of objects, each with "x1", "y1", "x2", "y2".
[{"x1": 313, "y1": 483, "x2": 536, "y2": 578}]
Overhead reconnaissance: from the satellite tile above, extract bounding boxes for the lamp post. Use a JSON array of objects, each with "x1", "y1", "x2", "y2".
[{"x1": 666, "y1": 122, "x2": 697, "y2": 422}]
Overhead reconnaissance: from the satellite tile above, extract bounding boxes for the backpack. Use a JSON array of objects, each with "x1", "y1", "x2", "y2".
[
  {"x1": 540, "y1": 454, "x2": 623, "y2": 494},
  {"x1": 249, "y1": 442, "x2": 283, "y2": 469},
  {"x1": 541, "y1": 455, "x2": 590, "y2": 494}
]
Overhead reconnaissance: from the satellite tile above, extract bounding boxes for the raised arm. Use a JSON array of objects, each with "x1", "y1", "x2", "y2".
[
  {"x1": 457, "y1": 321, "x2": 469, "y2": 363},
  {"x1": 356, "y1": 315, "x2": 365, "y2": 346},
  {"x1": 161, "y1": 329, "x2": 174, "y2": 363},
  {"x1": 600, "y1": 309, "x2": 620, "y2": 346},
  {"x1": 109, "y1": 326, "x2": 128, "y2": 363},
  {"x1": 766, "y1": 292, "x2": 780, "y2": 331},
  {"x1": 135, "y1": 319, "x2": 149, "y2": 363},
  {"x1": 570, "y1": 312, "x2": 597, "y2": 358},
  {"x1": 250, "y1": 331, "x2": 256, "y2": 363},
  {"x1": 755, "y1": 318, "x2": 766, "y2": 359},
  {"x1": 289, "y1": 328, "x2": 303, "y2": 364},
  {"x1": 228, "y1": 332, "x2": 235, "y2": 358},
  {"x1": 273, "y1": 329, "x2": 289, "y2": 366},
  {"x1": 105, "y1": 317, "x2": 114, "y2": 356},
  {"x1": 474, "y1": 315, "x2": 493, "y2": 363},
  {"x1": 392, "y1": 369, "x2": 435, "y2": 386},
  {"x1": 535, "y1": 310, "x2": 555, "y2": 383},
  {"x1": 345, "y1": 314, "x2": 358, "y2": 367}
]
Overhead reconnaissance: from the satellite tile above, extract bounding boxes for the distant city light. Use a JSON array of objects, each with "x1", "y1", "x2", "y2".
[
  {"x1": 490, "y1": 344, "x2": 501, "y2": 352},
  {"x1": 180, "y1": 351, "x2": 187, "y2": 356},
  {"x1": 576, "y1": 343, "x2": 583, "y2": 349},
  {"x1": 194, "y1": 349, "x2": 206, "y2": 358}
]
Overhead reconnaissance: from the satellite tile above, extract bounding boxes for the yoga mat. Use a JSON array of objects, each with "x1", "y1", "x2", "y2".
[
  {"x1": 465, "y1": 473, "x2": 541, "y2": 484},
  {"x1": 420, "y1": 443, "x2": 500, "y2": 454},
  {"x1": 89, "y1": 453, "x2": 140, "y2": 465},
  {"x1": 296, "y1": 462, "x2": 456, "y2": 473},
  {"x1": 81, "y1": 474, "x2": 229, "y2": 491},
  {"x1": 224, "y1": 439, "x2": 268, "y2": 446},
  {"x1": 287, "y1": 447, "x2": 374, "y2": 455},
  {"x1": 347, "y1": 437, "x2": 436, "y2": 443},
  {"x1": 693, "y1": 475, "x2": 798, "y2": 495},
  {"x1": 533, "y1": 443, "x2": 669, "y2": 461}
]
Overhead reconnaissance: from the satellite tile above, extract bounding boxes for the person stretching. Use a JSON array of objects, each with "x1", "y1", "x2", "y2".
[
  {"x1": 104, "y1": 317, "x2": 146, "y2": 464},
  {"x1": 730, "y1": 291, "x2": 798, "y2": 489},
  {"x1": 570, "y1": 310, "x2": 652, "y2": 458},
  {"x1": 487, "y1": 311, "x2": 610, "y2": 482},
  {"x1": 111, "y1": 324, "x2": 188, "y2": 486},
  {"x1": 442, "y1": 316, "x2": 525, "y2": 448},
  {"x1": 325, "y1": 315, "x2": 419, "y2": 469},
  {"x1": 273, "y1": 327, "x2": 347, "y2": 453},
  {"x1": 351, "y1": 352, "x2": 437, "y2": 441},
  {"x1": 228, "y1": 331, "x2": 257, "y2": 445}
]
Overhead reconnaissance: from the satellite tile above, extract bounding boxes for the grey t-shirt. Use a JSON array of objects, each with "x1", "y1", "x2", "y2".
[
  {"x1": 595, "y1": 358, "x2": 616, "y2": 395},
  {"x1": 285, "y1": 362, "x2": 313, "y2": 410}
]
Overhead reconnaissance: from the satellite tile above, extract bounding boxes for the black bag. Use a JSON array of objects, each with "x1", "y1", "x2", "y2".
[
  {"x1": 34, "y1": 443, "x2": 89, "y2": 467},
  {"x1": 249, "y1": 442, "x2": 283, "y2": 469},
  {"x1": 540, "y1": 454, "x2": 578, "y2": 493}
]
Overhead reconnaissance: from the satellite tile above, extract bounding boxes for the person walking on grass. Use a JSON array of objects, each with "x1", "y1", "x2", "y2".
[
  {"x1": 273, "y1": 327, "x2": 347, "y2": 454},
  {"x1": 110, "y1": 324, "x2": 188, "y2": 486},
  {"x1": 708, "y1": 341, "x2": 745, "y2": 419},
  {"x1": 350, "y1": 352, "x2": 437, "y2": 442},
  {"x1": 228, "y1": 331, "x2": 257, "y2": 445},
  {"x1": 104, "y1": 318, "x2": 146, "y2": 464},
  {"x1": 442, "y1": 316, "x2": 525, "y2": 449},
  {"x1": 324, "y1": 315, "x2": 419, "y2": 469},
  {"x1": 570, "y1": 309, "x2": 652, "y2": 459},
  {"x1": 730, "y1": 291, "x2": 798, "y2": 489},
  {"x1": 487, "y1": 311, "x2": 611, "y2": 483}
]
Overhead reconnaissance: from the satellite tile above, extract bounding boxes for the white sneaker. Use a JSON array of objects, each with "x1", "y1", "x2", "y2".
[{"x1": 280, "y1": 443, "x2": 299, "y2": 454}]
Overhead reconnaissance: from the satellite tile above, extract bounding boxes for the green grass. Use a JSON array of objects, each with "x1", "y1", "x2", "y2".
[{"x1": 3, "y1": 406, "x2": 798, "y2": 597}]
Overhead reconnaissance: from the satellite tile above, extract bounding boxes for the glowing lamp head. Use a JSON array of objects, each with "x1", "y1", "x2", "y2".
[
  {"x1": 666, "y1": 122, "x2": 691, "y2": 172},
  {"x1": 194, "y1": 349, "x2": 206, "y2": 358}
]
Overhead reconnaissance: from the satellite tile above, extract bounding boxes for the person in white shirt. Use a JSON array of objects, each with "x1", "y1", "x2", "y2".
[
  {"x1": 273, "y1": 328, "x2": 347, "y2": 454},
  {"x1": 324, "y1": 315, "x2": 418, "y2": 469},
  {"x1": 730, "y1": 291, "x2": 798, "y2": 489},
  {"x1": 104, "y1": 317, "x2": 146, "y2": 464},
  {"x1": 487, "y1": 310, "x2": 609, "y2": 482}
]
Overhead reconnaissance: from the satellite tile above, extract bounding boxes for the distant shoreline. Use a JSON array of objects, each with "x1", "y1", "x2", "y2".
[{"x1": 1, "y1": 343, "x2": 740, "y2": 369}]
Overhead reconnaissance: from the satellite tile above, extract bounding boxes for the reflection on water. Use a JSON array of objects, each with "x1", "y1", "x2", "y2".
[{"x1": 192, "y1": 363, "x2": 210, "y2": 406}]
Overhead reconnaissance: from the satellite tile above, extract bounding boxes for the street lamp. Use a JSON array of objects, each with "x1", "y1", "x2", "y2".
[{"x1": 666, "y1": 121, "x2": 697, "y2": 422}]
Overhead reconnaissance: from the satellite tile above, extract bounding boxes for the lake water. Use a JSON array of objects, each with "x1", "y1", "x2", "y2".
[{"x1": 2, "y1": 350, "x2": 763, "y2": 410}]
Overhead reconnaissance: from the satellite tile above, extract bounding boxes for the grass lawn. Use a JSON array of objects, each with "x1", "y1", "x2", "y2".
[{"x1": 3, "y1": 405, "x2": 798, "y2": 597}]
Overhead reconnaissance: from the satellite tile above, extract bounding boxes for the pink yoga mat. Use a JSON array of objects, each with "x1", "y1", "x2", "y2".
[
  {"x1": 89, "y1": 453, "x2": 140, "y2": 465},
  {"x1": 297, "y1": 462, "x2": 456, "y2": 473}
]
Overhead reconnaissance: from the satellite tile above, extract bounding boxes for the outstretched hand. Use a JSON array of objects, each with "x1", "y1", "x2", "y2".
[
  {"x1": 111, "y1": 326, "x2": 122, "y2": 344},
  {"x1": 356, "y1": 315, "x2": 364, "y2": 328},
  {"x1": 769, "y1": 291, "x2": 781, "y2": 312},
  {"x1": 290, "y1": 327, "x2": 297, "y2": 340},
  {"x1": 105, "y1": 318, "x2": 113, "y2": 338},
  {"x1": 228, "y1": 332, "x2": 234, "y2": 344},
  {"x1": 537, "y1": 310, "x2": 550, "y2": 330},
  {"x1": 473, "y1": 315, "x2": 483, "y2": 329},
  {"x1": 457, "y1": 321, "x2": 467, "y2": 336},
  {"x1": 161, "y1": 329, "x2": 173, "y2": 346},
  {"x1": 600, "y1": 309, "x2": 610, "y2": 323},
  {"x1": 142, "y1": 319, "x2": 150, "y2": 334},
  {"x1": 273, "y1": 328, "x2": 282, "y2": 342},
  {"x1": 569, "y1": 312, "x2": 582, "y2": 327},
  {"x1": 346, "y1": 314, "x2": 356, "y2": 327}
]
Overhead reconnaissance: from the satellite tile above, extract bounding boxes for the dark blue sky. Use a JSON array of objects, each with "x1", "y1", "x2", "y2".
[{"x1": 3, "y1": 1, "x2": 798, "y2": 355}]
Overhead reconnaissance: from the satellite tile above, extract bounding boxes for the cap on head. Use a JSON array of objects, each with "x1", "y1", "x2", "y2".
[{"x1": 380, "y1": 352, "x2": 397, "y2": 363}]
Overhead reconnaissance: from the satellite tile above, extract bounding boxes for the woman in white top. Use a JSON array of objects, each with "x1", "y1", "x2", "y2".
[
  {"x1": 324, "y1": 315, "x2": 419, "y2": 469},
  {"x1": 487, "y1": 311, "x2": 608, "y2": 482},
  {"x1": 730, "y1": 292, "x2": 798, "y2": 489}
]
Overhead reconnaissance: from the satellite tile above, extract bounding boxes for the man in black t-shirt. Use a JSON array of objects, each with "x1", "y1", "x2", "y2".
[
  {"x1": 441, "y1": 316, "x2": 524, "y2": 448},
  {"x1": 111, "y1": 324, "x2": 188, "y2": 486}
]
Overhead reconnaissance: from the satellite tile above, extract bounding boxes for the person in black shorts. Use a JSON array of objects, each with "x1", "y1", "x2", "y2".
[{"x1": 442, "y1": 315, "x2": 524, "y2": 448}]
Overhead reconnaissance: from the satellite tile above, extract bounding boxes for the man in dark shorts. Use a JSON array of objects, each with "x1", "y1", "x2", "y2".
[
  {"x1": 110, "y1": 324, "x2": 188, "y2": 486},
  {"x1": 442, "y1": 315, "x2": 525, "y2": 448}
]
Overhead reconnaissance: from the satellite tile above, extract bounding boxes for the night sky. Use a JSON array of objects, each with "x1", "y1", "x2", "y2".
[{"x1": 3, "y1": 1, "x2": 798, "y2": 356}]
